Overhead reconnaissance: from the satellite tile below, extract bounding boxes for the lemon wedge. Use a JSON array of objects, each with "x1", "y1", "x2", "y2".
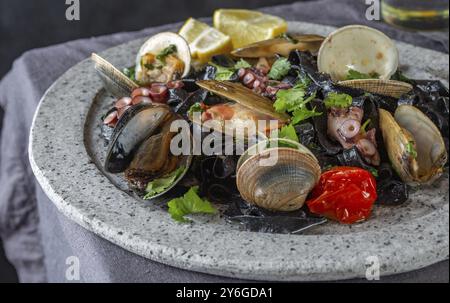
[
  {"x1": 213, "y1": 9, "x2": 288, "y2": 49},
  {"x1": 179, "y1": 18, "x2": 233, "y2": 64}
]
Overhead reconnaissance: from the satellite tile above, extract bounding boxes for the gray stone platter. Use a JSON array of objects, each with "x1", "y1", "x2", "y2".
[{"x1": 29, "y1": 22, "x2": 449, "y2": 281}]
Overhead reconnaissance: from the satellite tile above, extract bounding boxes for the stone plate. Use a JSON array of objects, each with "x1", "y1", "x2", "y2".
[{"x1": 29, "y1": 22, "x2": 449, "y2": 281}]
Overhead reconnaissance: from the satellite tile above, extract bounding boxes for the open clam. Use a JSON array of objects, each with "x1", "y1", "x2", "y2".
[
  {"x1": 379, "y1": 105, "x2": 447, "y2": 186},
  {"x1": 105, "y1": 103, "x2": 192, "y2": 195},
  {"x1": 92, "y1": 53, "x2": 139, "y2": 98},
  {"x1": 317, "y1": 25, "x2": 412, "y2": 98},
  {"x1": 236, "y1": 139, "x2": 321, "y2": 211},
  {"x1": 135, "y1": 32, "x2": 191, "y2": 85},
  {"x1": 231, "y1": 34, "x2": 325, "y2": 58},
  {"x1": 194, "y1": 80, "x2": 289, "y2": 136}
]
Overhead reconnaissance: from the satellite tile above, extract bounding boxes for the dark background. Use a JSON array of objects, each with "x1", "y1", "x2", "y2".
[{"x1": 0, "y1": 0, "x2": 302, "y2": 283}]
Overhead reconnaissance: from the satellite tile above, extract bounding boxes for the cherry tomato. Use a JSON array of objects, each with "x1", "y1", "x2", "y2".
[{"x1": 306, "y1": 167, "x2": 377, "y2": 224}]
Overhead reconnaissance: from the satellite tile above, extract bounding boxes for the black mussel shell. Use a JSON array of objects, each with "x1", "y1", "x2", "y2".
[
  {"x1": 167, "y1": 88, "x2": 189, "y2": 107},
  {"x1": 175, "y1": 89, "x2": 208, "y2": 116},
  {"x1": 105, "y1": 103, "x2": 171, "y2": 173}
]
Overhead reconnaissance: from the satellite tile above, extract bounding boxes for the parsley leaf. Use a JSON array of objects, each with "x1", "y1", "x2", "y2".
[
  {"x1": 167, "y1": 186, "x2": 218, "y2": 223},
  {"x1": 406, "y1": 141, "x2": 417, "y2": 158},
  {"x1": 273, "y1": 84, "x2": 306, "y2": 113},
  {"x1": 360, "y1": 119, "x2": 372, "y2": 135},
  {"x1": 188, "y1": 102, "x2": 204, "y2": 117},
  {"x1": 268, "y1": 58, "x2": 291, "y2": 80},
  {"x1": 291, "y1": 106, "x2": 322, "y2": 125},
  {"x1": 234, "y1": 59, "x2": 251, "y2": 69},
  {"x1": 346, "y1": 69, "x2": 380, "y2": 80},
  {"x1": 209, "y1": 63, "x2": 235, "y2": 81},
  {"x1": 368, "y1": 167, "x2": 379, "y2": 178},
  {"x1": 278, "y1": 124, "x2": 299, "y2": 143},
  {"x1": 143, "y1": 166, "x2": 185, "y2": 199},
  {"x1": 324, "y1": 92, "x2": 353, "y2": 108},
  {"x1": 273, "y1": 85, "x2": 321, "y2": 125},
  {"x1": 156, "y1": 44, "x2": 177, "y2": 63},
  {"x1": 123, "y1": 66, "x2": 136, "y2": 81},
  {"x1": 391, "y1": 70, "x2": 413, "y2": 84}
]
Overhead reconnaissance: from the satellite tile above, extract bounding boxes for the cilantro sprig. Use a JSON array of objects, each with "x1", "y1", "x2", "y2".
[
  {"x1": 324, "y1": 92, "x2": 353, "y2": 109},
  {"x1": 143, "y1": 166, "x2": 186, "y2": 199},
  {"x1": 168, "y1": 186, "x2": 218, "y2": 223},
  {"x1": 268, "y1": 58, "x2": 291, "y2": 80},
  {"x1": 273, "y1": 84, "x2": 321, "y2": 125},
  {"x1": 346, "y1": 69, "x2": 380, "y2": 80}
]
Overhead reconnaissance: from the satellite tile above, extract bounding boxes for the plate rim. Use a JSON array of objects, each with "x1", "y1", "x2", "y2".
[{"x1": 29, "y1": 21, "x2": 450, "y2": 281}]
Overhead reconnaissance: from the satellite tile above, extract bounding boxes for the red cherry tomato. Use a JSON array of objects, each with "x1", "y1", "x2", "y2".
[{"x1": 306, "y1": 167, "x2": 377, "y2": 224}]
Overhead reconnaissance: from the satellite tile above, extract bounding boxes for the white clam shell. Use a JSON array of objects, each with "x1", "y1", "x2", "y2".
[
  {"x1": 135, "y1": 32, "x2": 191, "y2": 81},
  {"x1": 318, "y1": 25, "x2": 399, "y2": 81}
]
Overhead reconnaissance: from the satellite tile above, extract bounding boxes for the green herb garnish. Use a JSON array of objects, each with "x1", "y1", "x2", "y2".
[
  {"x1": 360, "y1": 119, "x2": 372, "y2": 135},
  {"x1": 167, "y1": 186, "x2": 218, "y2": 223},
  {"x1": 273, "y1": 85, "x2": 321, "y2": 125},
  {"x1": 368, "y1": 167, "x2": 379, "y2": 178},
  {"x1": 234, "y1": 59, "x2": 251, "y2": 69},
  {"x1": 144, "y1": 166, "x2": 186, "y2": 199},
  {"x1": 324, "y1": 92, "x2": 353, "y2": 108},
  {"x1": 268, "y1": 58, "x2": 291, "y2": 80},
  {"x1": 123, "y1": 66, "x2": 136, "y2": 81},
  {"x1": 406, "y1": 141, "x2": 417, "y2": 158},
  {"x1": 391, "y1": 70, "x2": 413, "y2": 84},
  {"x1": 346, "y1": 69, "x2": 380, "y2": 80},
  {"x1": 209, "y1": 62, "x2": 235, "y2": 81},
  {"x1": 277, "y1": 124, "x2": 299, "y2": 142},
  {"x1": 156, "y1": 44, "x2": 177, "y2": 63},
  {"x1": 188, "y1": 102, "x2": 203, "y2": 117}
]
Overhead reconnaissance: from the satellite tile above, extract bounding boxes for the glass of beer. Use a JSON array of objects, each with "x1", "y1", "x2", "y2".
[{"x1": 382, "y1": 0, "x2": 449, "y2": 30}]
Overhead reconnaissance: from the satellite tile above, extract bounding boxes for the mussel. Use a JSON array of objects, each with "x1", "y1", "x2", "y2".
[
  {"x1": 379, "y1": 105, "x2": 447, "y2": 185},
  {"x1": 231, "y1": 34, "x2": 325, "y2": 58},
  {"x1": 317, "y1": 25, "x2": 412, "y2": 98},
  {"x1": 92, "y1": 53, "x2": 139, "y2": 98},
  {"x1": 135, "y1": 32, "x2": 191, "y2": 85},
  {"x1": 104, "y1": 103, "x2": 192, "y2": 193},
  {"x1": 236, "y1": 139, "x2": 321, "y2": 211},
  {"x1": 194, "y1": 80, "x2": 289, "y2": 136}
]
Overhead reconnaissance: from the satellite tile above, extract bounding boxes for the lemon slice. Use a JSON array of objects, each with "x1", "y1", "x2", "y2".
[
  {"x1": 213, "y1": 9, "x2": 288, "y2": 49},
  {"x1": 179, "y1": 18, "x2": 233, "y2": 64}
]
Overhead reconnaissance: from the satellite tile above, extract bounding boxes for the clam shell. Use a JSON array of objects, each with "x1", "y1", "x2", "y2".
[
  {"x1": 395, "y1": 105, "x2": 447, "y2": 184},
  {"x1": 379, "y1": 108, "x2": 419, "y2": 184},
  {"x1": 196, "y1": 80, "x2": 290, "y2": 122},
  {"x1": 231, "y1": 34, "x2": 325, "y2": 58},
  {"x1": 92, "y1": 53, "x2": 139, "y2": 98},
  {"x1": 135, "y1": 32, "x2": 191, "y2": 82},
  {"x1": 338, "y1": 79, "x2": 413, "y2": 98},
  {"x1": 379, "y1": 106, "x2": 447, "y2": 186},
  {"x1": 318, "y1": 25, "x2": 399, "y2": 81},
  {"x1": 236, "y1": 140, "x2": 321, "y2": 211}
]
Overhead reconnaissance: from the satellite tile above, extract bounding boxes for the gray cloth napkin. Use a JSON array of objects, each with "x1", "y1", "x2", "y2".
[{"x1": 0, "y1": 0, "x2": 448, "y2": 282}]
